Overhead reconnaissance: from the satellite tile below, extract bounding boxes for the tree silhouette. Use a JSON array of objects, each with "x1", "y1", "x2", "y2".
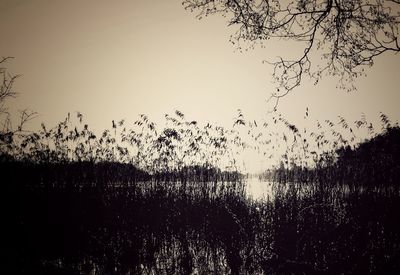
[
  {"x1": 0, "y1": 57, "x2": 17, "y2": 118},
  {"x1": 0, "y1": 57, "x2": 36, "y2": 150},
  {"x1": 183, "y1": 0, "x2": 400, "y2": 103}
]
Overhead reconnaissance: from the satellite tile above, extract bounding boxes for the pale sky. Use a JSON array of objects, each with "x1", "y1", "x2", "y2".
[{"x1": 0, "y1": 0, "x2": 399, "y2": 135}]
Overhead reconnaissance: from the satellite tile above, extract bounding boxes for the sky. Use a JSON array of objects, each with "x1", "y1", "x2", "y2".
[{"x1": 0, "y1": 0, "x2": 399, "y2": 141}]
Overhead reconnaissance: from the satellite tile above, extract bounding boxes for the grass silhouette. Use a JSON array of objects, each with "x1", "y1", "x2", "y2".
[{"x1": 2, "y1": 110, "x2": 400, "y2": 274}]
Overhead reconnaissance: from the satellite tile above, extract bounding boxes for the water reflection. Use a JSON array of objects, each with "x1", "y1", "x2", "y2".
[{"x1": 244, "y1": 178, "x2": 274, "y2": 201}]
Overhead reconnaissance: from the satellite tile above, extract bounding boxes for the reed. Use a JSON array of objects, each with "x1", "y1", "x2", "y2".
[
  {"x1": 5, "y1": 172, "x2": 400, "y2": 274},
  {"x1": 2, "y1": 109, "x2": 400, "y2": 274}
]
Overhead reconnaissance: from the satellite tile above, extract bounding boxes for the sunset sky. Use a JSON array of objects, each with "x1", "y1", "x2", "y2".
[{"x1": 1, "y1": 0, "x2": 399, "y2": 136}]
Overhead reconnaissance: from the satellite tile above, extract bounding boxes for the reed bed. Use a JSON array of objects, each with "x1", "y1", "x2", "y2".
[
  {"x1": 5, "y1": 174, "x2": 400, "y2": 274},
  {"x1": 2, "y1": 110, "x2": 400, "y2": 274}
]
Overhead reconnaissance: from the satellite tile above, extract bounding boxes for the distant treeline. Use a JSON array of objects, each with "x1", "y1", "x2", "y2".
[
  {"x1": 1, "y1": 161, "x2": 149, "y2": 189},
  {"x1": 334, "y1": 126, "x2": 400, "y2": 186},
  {"x1": 152, "y1": 165, "x2": 243, "y2": 183},
  {"x1": 1, "y1": 160, "x2": 244, "y2": 190},
  {"x1": 262, "y1": 126, "x2": 400, "y2": 187}
]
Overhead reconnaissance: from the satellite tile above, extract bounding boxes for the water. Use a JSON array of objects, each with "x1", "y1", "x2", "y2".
[{"x1": 244, "y1": 178, "x2": 275, "y2": 201}]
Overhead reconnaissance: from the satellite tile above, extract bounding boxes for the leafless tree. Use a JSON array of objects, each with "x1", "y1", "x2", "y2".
[
  {"x1": 183, "y1": 0, "x2": 400, "y2": 106},
  {"x1": 0, "y1": 57, "x2": 36, "y2": 146},
  {"x1": 0, "y1": 57, "x2": 18, "y2": 117}
]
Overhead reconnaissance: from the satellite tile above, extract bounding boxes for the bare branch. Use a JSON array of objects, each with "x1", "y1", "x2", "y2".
[{"x1": 183, "y1": 0, "x2": 400, "y2": 97}]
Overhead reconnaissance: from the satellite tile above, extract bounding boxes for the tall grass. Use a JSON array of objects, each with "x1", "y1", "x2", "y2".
[
  {"x1": 5, "y1": 172, "x2": 400, "y2": 274},
  {"x1": 2, "y1": 109, "x2": 400, "y2": 274},
  {"x1": 1, "y1": 110, "x2": 248, "y2": 178}
]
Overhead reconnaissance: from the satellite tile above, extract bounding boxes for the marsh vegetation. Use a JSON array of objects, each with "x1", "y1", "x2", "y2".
[{"x1": 2, "y1": 107, "x2": 400, "y2": 274}]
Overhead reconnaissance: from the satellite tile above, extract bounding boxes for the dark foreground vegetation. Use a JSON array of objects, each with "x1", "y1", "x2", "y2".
[
  {"x1": 2, "y1": 108, "x2": 400, "y2": 274},
  {"x1": 4, "y1": 164, "x2": 400, "y2": 274}
]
